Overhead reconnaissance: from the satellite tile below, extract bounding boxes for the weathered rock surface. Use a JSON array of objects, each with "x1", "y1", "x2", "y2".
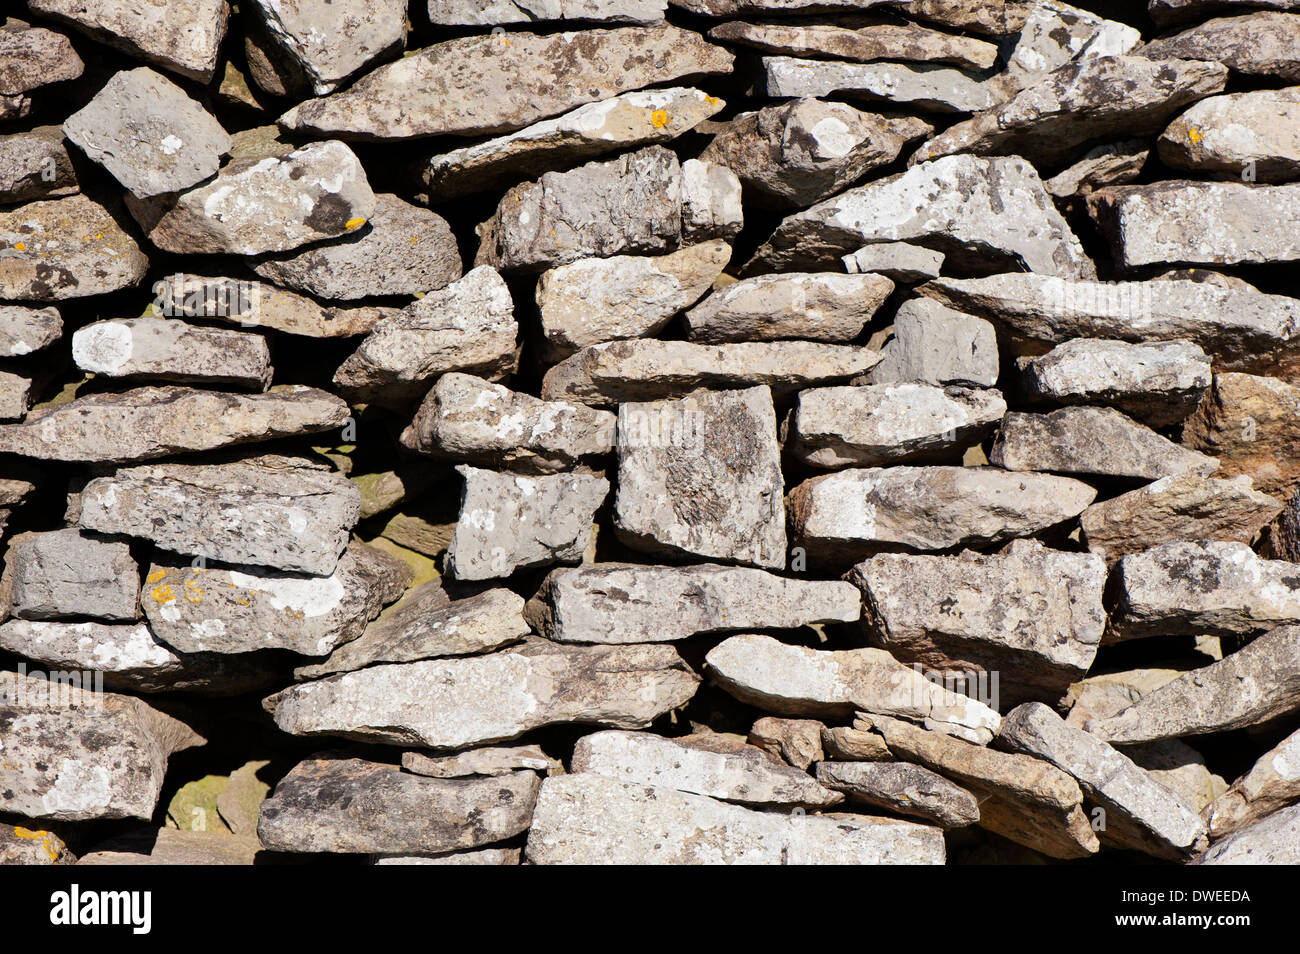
[
  {"x1": 750, "y1": 717, "x2": 825, "y2": 770},
  {"x1": 5, "y1": 529, "x2": 138, "y2": 622},
  {"x1": 1139, "y1": 12, "x2": 1300, "y2": 81},
  {"x1": 1159, "y1": 88, "x2": 1300, "y2": 182},
  {"x1": 686, "y1": 272, "x2": 893, "y2": 344},
  {"x1": 842, "y1": 242, "x2": 944, "y2": 283},
  {"x1": 525, "y1": 562, "x2": 860, "y2": 644},
  {"x1": 822, "y1": 725, "x2": 893, "y2": 762},
  {"x1": 763, "y1": 57, "x2": 995, "y2": 114},
  {"x1": 865, "y1": 298, "x2": 998, "y2": 388},
  {"x1": 403, "y1": 745, "x2": 559, "y2": 779},
  {"x1": 0, "y1": 305, "x2": 60, "y2": 357},
  {"x1": 71, "y1": 319, "x2": 272, "y2": 390},
  {"x1": 1198, "y1": 802, "x2": 1300, "y2": 864},
  {"x1": 524, "y1": 773, "x2": 944, "y2": 864},
  {"x1": 815, "y1": 760, "x2": 980, "y2": 827},
  {"x1": 0, "y1": 822, "x2": 72, "y2": 865},
  {"x1": 0, "y1": 372, "x2": 32, "y2": 421},
  {"x1": 0, "y1": 21, "x2": 84, "y2": 96},
  {"x1": 0, "y1": 126, "x2": 78, "y2": 204},
  {"x1": 1151, "y1": 0, "x2": 1300, "y2": 25},
  {"x1": 1204, "y1": 726, "x2": 1300, "y2": 837},
  {"x1": 1183, "y1": 372, "x2": 1300, "y2": 497},
  {"x1": 426, "y1": 0, "x2": 668, "y2": 26},
  {"x1": 1045, "y1": 140, "x2": 1150, "y2": 198},
  {"x1": 709, "y1": 19, "x2": 999, "y2": 70},
  {"x1": 246, "y1": 0, "x2": 406, "y2": 96}
]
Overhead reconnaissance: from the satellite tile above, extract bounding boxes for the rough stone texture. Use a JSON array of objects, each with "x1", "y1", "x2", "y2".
[
  {"x1": 0, "y1": 372, "x2": 32, "y2": 422},
  {"x1": 6, "y1": 529, "x2": 138, "y2": 622},
  {"x1": 685, "y1": 272, "x2": 893, "y2": 344},
  {"x1": 1151, "y1": 0, "x2": 1300, "y2": 25},
  {"x1": 257, "y1": 758, "x2": 539, "y2": 854},
  {"x1": 247, "y1": 0, "x2": 406, "y2": 95},
  {"x1": 793, "y1": 468, "x2": 1094, "y2": 559},
  {"x1": 373, "y1": 848, "x2": 521, "y2": 865},
  {"x1": 524, "y1": 773, "x2": 944, "y2": 864},
  {"x1": 679, "y1": 158, "x2": 744, "y2": 243},
  {"x1": 1183, "y1": 372, "x2": 1300, "y2": 497},
  {"x1": 842, "y1": 243, "x2": 944, "y2": 283},
  {"x1": 79, "y1": 456, "x2": 362, "y2": 576},
  {"x1": 1139, "y1": 12, "x2": 1300, "y2": 81},
  {"x1": 1079, "y1": 474, "x2": 1283, "y2": 563},
  {"x1": 0, "y1": 126, "x2": 79, "y2": 204},
  {"x1": 1045, "y1": 140, "x2": 1149, "y2": 198},
  {"x1": 0, "y1": 22, "x2": 84, "y2": 96},
  {"x1": 699, "y1": 99, "x2": 931, "y2": 209},
  {"x1": 279, "y1": 25, "x2": 734, "y2": 140},
  {"x1": 613, "y1": 387, "x2": 786, "y2": 568},
  {"x1": 992, "y1": 3, "x2": 1140, "y2": 98},
  {"x1": 1204, "y1": 726, "x2": 1300, "y2": 837},
  {"x1": 71, "y1": 319, "x2": 272, "y2": 390},
  {"x1": 0, "y1": 305, "x2": 60, "y2": 357},
  {"x1": 333, "y1": 267, "x2": 518, "y2": 405},
  {"x1": 537, "y1": 241, "x2": 731, "y2": 358},
  {"x1": 0, "y1": 670, "x2": 203, "y2": 821},
  {"x1": 266, "y1": 640, "x2": 701, "y2": 749},
  {"x1": 822, "y1": 725, "x2": 893, "y2": 762},
  {"x1": 542, "y1": 339, "x2": 882, "y2": 407},
  {"x1": 0, "y1": 195, "x2": 149, "y2": 301},
  {"x1": 0, "y1": 386, "x2": 348, "y2": 464},
  {"x1": 572, "y1": 729, "x2": 843, "y2": 808},
  {"x1": 999, "y1": 702, "x2": 1209, "y2": 859},
  {"x1": 425, "y1": 87, "x2": 723, "y2": 198},
  {"x1": 709, "y1": 19, "x2": 999, "y2": 70},
  {"x1": 865, "y1": 298, "x2": 998, "y2": 388},
  {"x1": 401, "y1": 373, "x2": 616, "y2": 473},
  {"x1": 1198, "y1": 803, "x2": 1300, "y2": 864},
  {"x1": 525, "y1": 562, "x2": 860, "y2": 644},
  {"x1": 446, "y1": 466, "x2": 608, "y2": 580},
  {"x1": 852, "y1": 541, "x2": 1107, "y2": 705},
  {"x1": 762, "y1": 57, "x2": 995, "y2": 114},
  {"x1": 145, "y1": 141, "x2": 376, "y2": 256},
  {"x1": 0, "y1": 822, "x2": 73, "y2": 865},
  {"x1": 815, "y1": 760, "x2": 980, "y2": 827},
  {"x1": 403, "y1": 745, "x2": 559, "y2": 779},
  {"x1": 748, "y1": 154, "x2": 1096, "y2": 278},
  {"x1": 1017, "y1": 339, "x2": 1212, "y2": 426},
  {"x1": 786, "y1": 385, "x2": 1006, "y2": 469},
  {"x1": 991, "y1": 407, "x2": 1220, "y2": 480},
  {"x1": 749, "y1": 717, "x2": 825, "y2": 770},
  {"x1": 62, "y1": 68, "x2": 232, "y2": 200},
  {"x1": 427, "y1": 0, "x2": 668, "y2": 26},
  {"x1": 1159, "y1": 88, "x2": 1300, "y2": 183},
  {"x1": 706, "y1": 634, "x2": 1003, "y2": 744}
]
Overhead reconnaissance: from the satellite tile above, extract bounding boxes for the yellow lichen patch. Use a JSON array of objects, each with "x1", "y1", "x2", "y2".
[
  {"x1": 1188, "y1": 126, "x2": 1203, "y2": 144},
  {"x1": 344, "y1": 217, "x2": 366, "y2": 231},
  {"x1": 13, "y1": 242, "x2": 25, "y2": 251},
  {"x1": 152, "y1": 584, "x2": 175, "y2": 604},
  {"x1": 651, "y1": 109, "x2": 669, "y2": 129},
  {"x1": 409, "y1": 236, "x2": 418, "y2": 245},
  {"x1": 13, "y1": 827, "x2": 60, "y2": 861},
  {"x1": 145, "y1": 568, "x2": 167, "y2": 584},
  {"x1": 183, "y1": 579, "x2": 203, "y2": 603}
]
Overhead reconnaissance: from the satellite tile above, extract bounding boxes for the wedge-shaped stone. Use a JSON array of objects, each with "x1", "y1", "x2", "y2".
[
  {"x1": 763, "y1": 57, "x2": 994, "y2": 114},
  {"x1": 400, "y1": 373, "x2": 615, "y2": 474},
  {"x1": 1204, "y1": 726, "x2": 1300, "y2": 837},
  {"x1": 866, "y1": 297, "x2": 998, "y2": 388},
  {"x1": 699, "y1": 99, "x2": 931, "y2": 209},
  {"x1": 1184, "y1": 372, "x2": 1300, "y2": 497},
  {"x1": 1159, "y1": 88, "x2": 1300, "y2": 183},
  {"x1": 71, "y1": 319, "x2": 272, "y2": 390},
  {"x1": 842, "y1": 243, "x2": 944, "y2": 283},
  {"x1": 80, "y1": 456, "x2": 361, "y2": 576},
  {"x1": 62, "y1": 67, "x2": 232, "y2": 200},
  {"x1": 527, "y1": 562, "x2": 860, "y2": 644},
  {"x1": 795, "y1": 468, "x2": 1095, "y2": 560},
  {"x1": 992, "y1": 3, "x2": 1141, "y2": 98},
  {"x1": 0, "y1": 195, "x2": 149, "y2": 301},
  {"x1": 866, "y1": 713, "x2": 1100, "y2": 859},
  {"x1": 524, "y1": 773, "x2": 943, "y2": 864},
  {"x1": 1139, "y1": 12, "x2": 1300, "y2": 81},
  {"x1": 747, "y1": 154, "x2": 1095, "y2": 277},
  {"x1": 279, "y1": 25, "x2": 733, "y2": 140},
  {"x1": 145, "y1": 141, "x2": 376, "y2": 255},
  {"x1": 786, "y1": 385, "x2": 1005, "y2": 469},
  {"x1": 6, "y1": 529, "x2": 138, "y2": 622},
  {"x1": 573, "y1": 730, "x2": 842, "y2": 808},
  {"x1": 815, "y1": 760, "x2": 979, "y2": 828},
  {"x1": 1000, "y1": 702, "x2": 1209, "y2": 859},
  {"x1": 0, "y1": 670, "x2": 203, "y2": 821},
  {"x1": 669, "y1": 0, "x2": 898, "y2": 15},
  {"x1": 537, "y1": 241, "x2": 731, "y2": 358},
  {"x1": 0, "y1": 372, "x2": 32, "y2": 422},
  {"x1": 822, "y1": 725, "x2": 893, "y2": 762},
  {"x1": 542, "y1": 339, "x2": 882, "y2": 407},
  {"x1": 1079, "y1": 474, "x2": 1283, "y2": 563},
  {"x1": 912, "y1": 55, "x2": 1227, "y2": 168},
  {"x1": 706, "y1": 634, "x2": 1002, "y2": 744},
  {"x1": 1198, "y1": 803, "x2": 1300, "y2": 864},
  {"x1": 333, "y1": 267, "x2": 517, "y2": 405},
  {"x1": 751, "y1": 717, "x2": 825, "y2": 770},
  {"x1": 686, "y1": 272, "x2": 893, "y2": 344},
  {"x1": 257, "y1": 758, "x2": 539, "y2": 855},
  {"x1": 267, "y1": 640, "x2": 700, "y2": 749},
  {"x1": 402, "y1": 745, "x2": 559, "y2": 779},
  {"x1": 991, "y1": 407, "x2": 1219, "y2": 480},
  {"x1": 1045, "y1": 140, "x2": 1149, "y2": 198},
  {"x1": 852, "y1": 541, "x2": 1106, "y2": 704},
  {"x1": 143, "y1": 544, "x2": 408, "y2": 657},
  {"x1": 614, "y1": 387, "x2": 785, "y2": 568},
  {"x1": 0, "y1": 305, "x2": 61, "y2": 357},
  {"x1": 0, "y1": 22, "x2": 84, "y2": 95},
  {"x1": 425, "y1": 87, "x2": 723, "y2": 197},
  {"x1": 427, "y1": 0, "x2": 667, "y2": 25},
  {"x1": 709, "y1": 19, "x2": 998, "y2": 69},
  {"x1": 0, "y1": 387, "x2": 347, "y2": 464},
  {"x1": 1087, "y1": 625, "x2": 1300, "y2": 742},
  {"x1": 295, "y1": 584, "x2": 529, "y2": 679},
  {"x1": 1110, "y1": 541, "x2": 1300, "y2": 641},
  {"x1": 246, "y1": 0, "x2": 405, "y2": 96},
  {"x1": 446, "y1": 466, "x2": 608, "y2": 580}
]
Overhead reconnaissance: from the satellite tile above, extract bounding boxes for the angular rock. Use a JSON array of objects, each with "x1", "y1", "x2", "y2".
[
  {"x1": 1204, "y1": 726, "x2": 1300, "y2": 837},
  {"x1": 572, "y1": 729, "x2": 842, "y2": 808},
  {"x1": 866, "y1": 298, "x2": 998, "y2": 388},
  {"x1": 76, "y1": 828, "x2": 259, "y2": 865},
  {"x1": 786, "y1": 385, "x2": 1006, "y2": 469},
  {"x1": 815, "y1": 760, "x2": 980, "y2": 828},
  {"x1": 400, "y1": 373, "x2": 616, "y2": 474},
  {"x1": 0, "y1": 372, "x2": 32, "y2": 421},
  {"x1": 79, "y1": 456, "x2": 361, "y2": 576},
  {"x1": 678, "y1": 158, "x2": 744, "y2": 243},
  {"x1": 446, "y1": 466, "x2": 608, "y2": 580},
  {"x1": 822, "y1": 725, "x2": 893, "y2": 762},
  {"x1": 267, "y1": 640, "x2": 701, "y2": 749},
  {"x1": 699, "y1": 99, "x2": 931, "y2": 209},
  {"x1": 852, "y1": 541, "x2": 1106, "y2": 704},
  {"x1": 425, "y1": 87, "x2": 724, "y2": 198},
  {"x1": 542, "y1": 339, "x2": 882, "y2": 407},
  {"x1": 1139, "y1": 12, "x2": 1300, "y2": 81},
  {"x1": 526, "y1": 562, "x2": 860, "y2": 644},
  {"x1": 0, "y1": 305, "x2": 61, "y2": 357},
  {"x1": 706, "y1": 634, "x2": 1003, "y2": 743},
  {"x1": 0, "y1": 22, "x2": 83, "y2": 96},
  {"x1": 992, "y1": 3, "x2": 1141, "y2": 98},
  {"x1": 426, "y1": 0, "x2": 668, "y2": 26},
  {"x1": 1198, "y1": 803, "x2": 1300, "y2": 864},
  {"x1": 279, "y1": 25, "x2": 734, "y2": 140},
  {"x1": 709, "y1": 19, "x2": 999, "y2": 70},
  {"x1": 0, "y1": 670, "x2": 203, "y2": 821},
  {"x1": 246, "y1": 0, "x2": 406, "y2": 95},
  {"x1": 1079, "y1": 473, "x2": 1283, "y2": 563},
  {"x1": 614, "y1": 387, "x2": 785, "y2": 568},
  {"x1": 1184, "y1": 372, "x2": 1300, "y2": 497},
  {"x1": 0, "y1": 822, "x2": 72, "y2": 865},
  {"x1": 0, "y1": 126, "x2": 79, "y2": 204},
  {"x1": 842, "y1": 242, "x2": 944, "y2": 283},
  {"x1": 749, "y1": 717, "x2": 825, "y2": 770},
  {"x1": 748, "y1": 154, "x2": 1095, "y2": 278},
  {"x1": 524, "y1": 773, "x2": 944, "y2": 864},
  {"x1": 685, "y1": 272, "x2": 893, "y2": 344},
  {"x1": 257, "y1": 758, "x2": 539, "y2": 854},
  {"x1": 537, "y1": 241, "x2": 731, "y2": 358},
  {"x1": 1159, "y1": 88, "x2": 1300, "y2": 183},
  {"x1": 145, "y1": 141, "x2": 376, "y2": 255},
  {"x1": 1045, "y1": 140, "x2": 1149, "y2": 198},
  {"x1": 1000, "y1": 702, "x2": 1209, "y2": 859},
  {"x1": 991, "y1": 407, "x2": 1219, "y2": 480},
  {"x1": 71, "y1": 319, "x2": 272, "y2": 390},
  {"x1": 333, "y1": 266, "x2": 517, "y2": 405},
  {"x1": 251, "y1": 194, "x2": 461, "y2": 300},
  {"x1": 62, "y1": 67, "x2": 232, "y2": 200},
  {"x1": 402, "y1": 745, "x2": 559, "y2": 779},
  {"x1": 6, "y1": 529, "x2": 138, "y2": 622},
  {"x1": 668, "y1": 0, "x2": 898, "y2": 15},
  {"x1": 0, "y1": 195, "x2": 149, "y2": 301},
  {"x1": 763, "y1": 57, "x2": 995, "y2": 114},
  {"x1": 0, "y1": 386, "x2": 347, "y2": 464},
  {"x1": 373, "y1": 848, "x2": 521, "y2": 865},
  {"x1": 1151, "y1": 0, "x2": 1300, "y2": 26}
]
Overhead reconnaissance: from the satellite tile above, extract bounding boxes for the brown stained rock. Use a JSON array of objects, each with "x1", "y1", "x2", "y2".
[{"x1": 1183, "y1": 372, "x2": 1300, "y2": 497}]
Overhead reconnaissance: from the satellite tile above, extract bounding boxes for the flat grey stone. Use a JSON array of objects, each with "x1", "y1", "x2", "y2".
[
  {"x1": 246, "y1": 0, "x2": 406, "y2": 95},
  {"x1": 0, "y1": 21, "x2": 84, "y2": 95},
  {"x1": 5, "y1": 529, "x2": 138, "y2": 622},
  {"x1": 402, "y1": 745, "x2": 559, "y2": 778},
  {"x1": 815, "y1": 760, "x2": 980, "y2": 828},
  {"x1": 686, "y1": 272, "x2": 893, "y2": 344},
  {"x1": 71, "y1": 319, "x2": 272, "y2": 390},
  {"x1": 426, "y1": 0, "x2": 667, "y2": 26},
  {"x1": 0, "y1": 305, "x2": 61, "y2": 357},
  {"x1": 1139, "y1": 11, "x2": 1300, "y2": 82},
  {"x1": 866, "y1": 298, "x2": 998, "y2": 388},
  {"x1": 709, "y1": 19, "x2": 999, "y2": 70},
  {"x1": 0, "y1": 125, "x2": 79, "y2": 204},
  {"x1": 763, "y1": 57, "x2": 995, "y2": 113},
  {"x1": 842, "y1": 243, "x2": 944, "y2": 283},
  {"x1": 1198, "y1": 803, "x2": 1300, "y2": 864},
  {"x1": 1159, "y1": 88, "x2": 1300, "y2": 183},
  {"x1": 1204, "y1": 726, "x2": 1300, "y2": 838}
]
